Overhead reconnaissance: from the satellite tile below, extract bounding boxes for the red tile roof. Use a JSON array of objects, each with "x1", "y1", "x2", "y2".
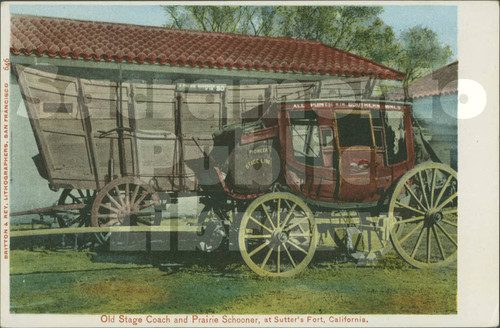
[
  {"x1": 10, "y1": 14, "x2": 405, "y2": 80},
  {"x1": 387, "y1": 61, "x2": 458, "y2": 100}
]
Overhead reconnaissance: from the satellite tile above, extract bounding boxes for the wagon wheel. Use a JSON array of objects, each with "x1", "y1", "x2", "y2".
[
  {"x1": 196, "y1": 205, "x2": 227, "y2": 252},
  {"x1": 389, "y1": 162, "x2": 457, "y2": 269},
  {"x1": 57, "y1": 189, "x2": 97, "y2": 247},
  {"x1": 91, "y1": 177, "x2": 160, "y2": 245},
  {"x1": 238, "y1": 192, "x2": 318, "y2": 277},
  {"x1": 57, "y1": 189, "x2": 96, "y2": 228}
]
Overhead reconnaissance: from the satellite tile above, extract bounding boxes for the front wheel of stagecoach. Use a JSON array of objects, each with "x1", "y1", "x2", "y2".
[
  {"x1": 389, "y1": 162, "x2": 457, "y2": 269},
  {"x1": 90, "y1": 177, "x2": 160, "y2": 246},
  {"x1": 238, "y1": 192, "x2": 318, "y2": 277}
]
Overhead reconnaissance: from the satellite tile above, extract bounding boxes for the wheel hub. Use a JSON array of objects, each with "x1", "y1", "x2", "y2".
[
  {"x1": 117, "y1": 204, "x2": 136, "y2": 224},
  {"x1": 277, "y1": 231, "x2": 289, "y2": 243},
  {"x1": 270, "y1": 228, "x2": 289, "y2": 247},
  {"x1": 425, "y1": 210, "x2": 443, "y2": 225},
  {"x1": 431, "y1": 212, "x2": 443, "y2": 223}
]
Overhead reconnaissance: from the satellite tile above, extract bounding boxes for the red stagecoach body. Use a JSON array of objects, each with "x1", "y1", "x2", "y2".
[{"x1": 213, "y1": 99, "x2": 415, "y2": 207}]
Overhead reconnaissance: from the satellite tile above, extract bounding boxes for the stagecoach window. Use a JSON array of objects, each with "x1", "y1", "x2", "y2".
[
  {"x1": 373, "y1": 128, "x2": 384, "y2": 148},
  {"x1": 384, "y1": 111, "x2": 407, "y2": 164},
  {"x1": 336, "y1": 112, "x2": 373, "y2": 147},
  {"x1": 321, "y1": 128, "x2": 334, "y2": 148},
  {"x1": 289, "y1": 111, "x2": 323, "y2": 166},
  {"x1": 371, "y1": 109, "x2": 383, "y2": 127}
]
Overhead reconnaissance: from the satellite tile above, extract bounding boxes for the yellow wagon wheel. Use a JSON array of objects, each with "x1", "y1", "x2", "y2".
[
  {"x1": 239, "y1": 192, "x2": 318, "y2": 277},
  {"x1": 91, "y1": 177, "x2": 160, "y2": 245},
  {"x1": 389, "y1": 162, "x2": 457, "y2": 269}
]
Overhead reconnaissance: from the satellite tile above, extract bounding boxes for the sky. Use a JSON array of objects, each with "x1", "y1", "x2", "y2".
[{"x1": 9, "y1": 3, "x2": 458, "y2": 60}]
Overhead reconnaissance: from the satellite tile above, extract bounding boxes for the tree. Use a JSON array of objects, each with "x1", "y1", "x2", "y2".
[
  {"x1": 270, "y1": 6, "x2": 398, "y2": 63},
  {"x1": 240, "y1": 7, "x2": 278, "y2": 36},
  {"x1": 162, "y1": 6, "x2": 399, "y2": 62},
  {"x1": 161, "y1": 6, "x2": 453, "y2": 84},
  {"x1": 162, "y1": 6, "x2": 248, "y2": 33},
  {"x1": 162, "y1": 6, "x2": 277, "y2": 36},
  {"x1": 395, "y1": 26, "x2": 453, "y2": 85}
]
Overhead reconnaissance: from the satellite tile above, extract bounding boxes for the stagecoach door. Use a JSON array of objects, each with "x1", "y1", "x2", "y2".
[{"x1": 334, "y1": 110, "x2": 378, "y2": 201}]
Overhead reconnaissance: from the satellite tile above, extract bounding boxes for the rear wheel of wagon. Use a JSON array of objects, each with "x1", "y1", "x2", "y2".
[
  {"x1": 91, "y1": 177, "x2": 160, "y2": 246},
  {"x1": 57, "y1": 189, "x2": 97, "y2": 247},
  {"x1": 239, "y1": 192, "x2": 318, "y2": 277},
  {"x1": 57, "y1": 189, "x2": 96, "y2": 228},
  {"x1": 389, "y1": 162, "x2": 457, "y2": 269}
]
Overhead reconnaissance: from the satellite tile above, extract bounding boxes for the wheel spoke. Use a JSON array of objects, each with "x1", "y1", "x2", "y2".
[
  {"x1": 100, "y1": 202, "x2": 119, "y2": 213},
  {"x1": 404, "y1": 182, "x2": 427, "y2": 211},
  {"x1": 432, "y1": 225, "x2": 446, "y2": 260},
  {"x1": 398, "y1": 221, "x2": 424, "y2": 245},
  {"x1": 298, "y1": 222, "x2": 306, "y2": 233},
  {"x1": 395, "y1": 201, "x2": 425, "y2": 215},
  {"x1": 131, "y1": 184, "x2": 140, "y2": 205},
  {"x1": 393, "y1": 215, "x2": 425, "y2": 225},
  {"x1": 125, "y1": 183, "x2": 130, "y2": 205},
  {"x1": 139, "y1": 200, "x2": 157, "y2": 210},
  {"x1": 114, "y1": 186, "x2": 126, "y2": 206},
  {"x1": 68, "y1": 193, "x2": 82, "y2": 204},
  {"x1": 430, "y1": 169, "x2": 438, "y2": 208},
  {"x1": 77, "y1": 189, "x2": 85, "y2": 199},
  {"x1": 418, "y1": 171, "x2": 430, "y2": 209},
  {"x1": 261, "y1": 203, "x2": 276, "y2": 230},
  {"x1": 410, "y1": 225, "x2": 426, "y2": 258},
  {"x1": 276, "y1": 198, "x2": 281, "y2": 229},
  {"x1": 284, "y1": 216, "x2": 309, "y2": 232},
  {"x1": 97, "y1": 213, "x2": 118, "y2": 218},
  {"x1": 286, "y1": 240, "x2": 308, "y2": 255},
  {"x1": 283, "y1": 243, "x2": 296, "y2": 267},
  {"x1": 434, "y1": 175, "x2": 453, "y2": 208},
  {"x1": 288, "y1": 232, "x2": 313, "y2": 237},
  {"x1": 246, "y1": 234, "x2": 272, "y2": 239},
  {"x1": 442, "y1": 219, "x2": 457, "y2": 227},
  {"x1": 435, "y1": 193, "x2": 457, "y2": 212},
  {"x1": 249, "y1": 216, "x2": 273, "y2": 234},
  {"x1": 107, "y1": 193, "x2": 122, "y2": 209},
  {"x1": 133, "y1": 192, "x2": 149, "y2": 208},
  {"x1": 435, "y1": 222, "x2": 457, "y2": 247},
  {"x1": 260, "y1": 248, "x2": 273, "y2": 269},
  {"x1": 426, "y1": 226, "x2": 432, "y2": 263},
  {"x1": 248, "y1": 241, "x2": 269, "y2": 257},
  {"x1": 280, "y1": 203, "x2": 297, "y2": 229},
  {"x1": 441, "y1": 208, "x2": 458, "y2": 215},
  {"x1": 276, "y1": 245, "x2": 281, "y2": 273}
]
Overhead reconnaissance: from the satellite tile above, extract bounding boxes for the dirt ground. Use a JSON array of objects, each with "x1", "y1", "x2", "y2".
[{"x1": 9, "y1": 247, "x2": 457, "y2": 314}]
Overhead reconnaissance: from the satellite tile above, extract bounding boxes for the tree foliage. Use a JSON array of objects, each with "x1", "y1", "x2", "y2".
[
  {"x1": 162, "y1": 6, "x2": 453, "y2": 83},
  {"x1": 162, "y1": 6, "x2": 278, "y2": 35},
  {"x1": 395, "y1": 26, "x2": 453, "y2": 85}
]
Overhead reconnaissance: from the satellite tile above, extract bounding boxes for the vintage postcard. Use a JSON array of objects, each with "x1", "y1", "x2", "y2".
[{"x1": 1, "y1": 1, "x2": 498, "y2": 327}]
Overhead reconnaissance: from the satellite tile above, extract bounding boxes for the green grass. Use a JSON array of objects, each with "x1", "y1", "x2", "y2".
[{"x1": 10, "y1": 249, "x2": 456, "y2": 314}]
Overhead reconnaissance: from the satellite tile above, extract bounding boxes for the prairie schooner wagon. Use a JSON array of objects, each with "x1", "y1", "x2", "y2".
[{"x1": 13, "y1": 64, "x2": 457, "y2": 277}]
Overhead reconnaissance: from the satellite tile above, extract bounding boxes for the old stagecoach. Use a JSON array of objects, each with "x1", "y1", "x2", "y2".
[{"x1": 13, "y1": 65, "x2": 458, "y2": 277}]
